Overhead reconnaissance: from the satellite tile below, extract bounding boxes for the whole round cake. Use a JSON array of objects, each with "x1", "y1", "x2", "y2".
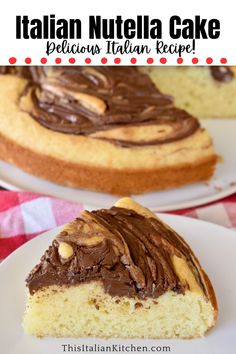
[{"x1": 0, "y1": 67, "x2": 217, "y2": 194}]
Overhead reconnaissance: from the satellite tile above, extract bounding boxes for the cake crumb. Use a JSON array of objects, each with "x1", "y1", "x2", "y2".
[
  {"x1": 92, "y1": 298, "x2": 100, "y2": 310},
  {"x1": 135, "y1": 302, "x2": 143, "y2": 309}
]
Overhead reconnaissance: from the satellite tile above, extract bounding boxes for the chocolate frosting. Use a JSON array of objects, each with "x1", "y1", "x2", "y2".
[
  {"x1": 210, "y1": 66, "x2": 234, "y2": 82},
  {"x1": 26, "y1": 207, "x2": 203, "y2": 299},
  {"x1": 3, "y1": 66, "x2": 200, "y2": 147}
]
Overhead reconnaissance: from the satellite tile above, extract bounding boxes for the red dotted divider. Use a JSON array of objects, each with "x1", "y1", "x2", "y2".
[
  {"x1": 7, "y1": 57, "x2": 230, "y2": 65},
  {"x1": 85, "y1": 58, "x2": 91, "y2": 64},
  {"x1": 206, "y1": 57, "x2": 213, "y2": 64},
  {"x1": 147, "y1": 57, "x2": 154, "y2": 64},
  {"x1": 220, "y1": 58, "x2": 227, "y2": 64},
  {"x1": 101, "y1": 57, "x2": 107, "y2": 64},
  {"x1": 69, "y1": 58, "x2": 76, "y2": 64},
  {"x1": 177, "y1": 57, "x2": 183, "y2": 64},
  {"x1": 9, "y1": 57, "x2": 17, "y2": 64},
  {"x1": 114, "y1": 58, "x2": 121, "y2": 64},
  {"x1": 160, "y1": 57, "x2": 167, "y2": 64},
  {"x1": 40, "y1": 57, "x2": 47, "y2": 64},
  {"x1": 25, "y1": 57, "x2": 31, "y2": 64},
  {"x1": 192, "y1": 57, "x2": 199, "y2": 64}
]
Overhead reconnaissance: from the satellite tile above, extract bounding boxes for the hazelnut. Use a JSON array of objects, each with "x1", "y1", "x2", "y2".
[{"x1": 58, "y1": 242, "x2": 74, "y2": 259}]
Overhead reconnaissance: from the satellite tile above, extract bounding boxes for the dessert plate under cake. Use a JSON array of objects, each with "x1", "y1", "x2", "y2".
[
  {"x1": 0, "y1": 119, "x2": 235, "y2": 211},
  {"x1": 0, "y1": 214, "x2": 236, "y2": 353}
]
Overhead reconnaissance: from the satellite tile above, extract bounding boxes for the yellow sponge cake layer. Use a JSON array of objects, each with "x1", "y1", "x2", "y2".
[
  {"x1": 23, "y1": 282, "x2": 215, "y2": 339},
  {"x1": 143, "y1": 66, "x2": 236, "y2": 118}
]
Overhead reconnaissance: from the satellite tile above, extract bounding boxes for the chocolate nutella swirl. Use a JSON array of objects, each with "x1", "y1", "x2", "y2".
[
  {"x1": 26, "y1": 207, "x2": 203, "y2": 299},
  {"x1": 210, "y1": 66, "x2": 234, "y2": 82},
  {"x1": 2, "y1": 66, "x2": 200, "y2": 147},
  {"x1": 0, "y1": 66, "x2": 34, "y2": 79}
]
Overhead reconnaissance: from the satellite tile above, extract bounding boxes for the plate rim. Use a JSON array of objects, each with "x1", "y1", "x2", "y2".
[{"x1": 1, "y1": 175, "x2": 236, "y2": 213}]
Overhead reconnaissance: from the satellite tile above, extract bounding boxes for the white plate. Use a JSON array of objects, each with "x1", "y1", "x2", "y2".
[
  {"x1": 0, "y1": 214, "x2": 236, "y2": 354},
  {"x1": 1, "y1": 119, "x2": 236, "y2": 211}
]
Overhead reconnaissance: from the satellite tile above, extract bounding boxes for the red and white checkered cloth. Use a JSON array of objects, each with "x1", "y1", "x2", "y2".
[{"x1": 0, "y1": 191, "x2": 235, "y2": 261}]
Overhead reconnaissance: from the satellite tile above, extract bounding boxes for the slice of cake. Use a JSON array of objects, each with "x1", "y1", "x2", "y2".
[
  {"x1": 23, "y1": 198, "x2": 217, "y2": 339},
  {"x1": 142, "y1": 66, "x2": 236, "y2": 118},
  {"x1": 0, "y1": 67, "x2": 217, "y2": 195}
]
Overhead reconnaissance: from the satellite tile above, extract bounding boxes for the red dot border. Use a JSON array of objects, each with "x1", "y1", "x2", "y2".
[
  {"x1": 160, "y1": 57, "x2": 167, "y2": 64},
  {"x1": 147, "y1": 57, "x2": 154, "y2": 64},
  {"x1": 177, "y1": 57, "x2": 183, "y2": 64},
  {"x1": 55, "y1": 58, "x2": 61, "y2": 64},
  {"x1": 6, "y1": 57, "x2": 230, "y2": 65},
  {"x1": 206, "y1": 57, "x2": 213, "y2": 64},
  {"x1": 85, "y1": 57, "x2": 91, "y2": 64},
  {"x1": 114, "y1": 57, "x2": 121, "y2": 64},
  {"x1": 69, "y1": 57, "x2": 76, "y2": 64},
  {"x1": 9, "y1": 57, "x2": 17, "y2": 64},
  {"x1": 41, "y1": 57, "x2": 47, "y2": 64}
]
